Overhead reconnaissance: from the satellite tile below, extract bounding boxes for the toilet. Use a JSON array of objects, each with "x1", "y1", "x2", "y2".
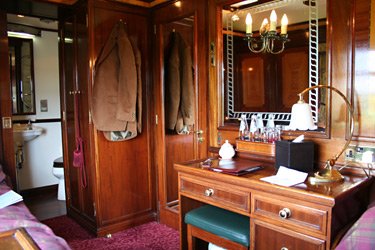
[{"x1": 52, "y1": 157, "x2": 65, "y2": 201}]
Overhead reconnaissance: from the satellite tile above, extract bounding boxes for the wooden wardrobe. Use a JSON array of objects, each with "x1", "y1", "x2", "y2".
[{"x1": 59, "y1": 0, "x2": 155, "y2": 236}]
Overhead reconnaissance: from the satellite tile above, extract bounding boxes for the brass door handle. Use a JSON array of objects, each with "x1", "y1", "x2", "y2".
[{"x1": 194, "y1": 130, "x2": 204, "y2": 143}]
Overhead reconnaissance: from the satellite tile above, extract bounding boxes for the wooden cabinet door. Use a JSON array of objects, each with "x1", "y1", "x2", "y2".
[
  {"x1": 59, "y1": 4, "x2": 95, "y2": 226},
  {"x1": 89, "y1": 1, "x2": 155, "y2": 235},
  {"x1": 252, "y1": 220, "x2": 325, "y2": 250},
  {"x1": 153, "y1": 0, "x2": 208, "y2": 229}
]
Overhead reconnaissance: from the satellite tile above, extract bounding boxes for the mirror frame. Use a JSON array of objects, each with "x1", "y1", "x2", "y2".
[
  {"x1": 215, "y1": 0, "x2": 330, "y2": 139},
  {"x1": 9, "y1": 37, "x2": 36, "y2": 115}
]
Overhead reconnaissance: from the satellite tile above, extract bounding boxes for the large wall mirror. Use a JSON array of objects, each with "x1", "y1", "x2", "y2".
[
  {"x1": 9, "y1": 37, "x2": 36, "y2": 115},
  {"x1": 221, "y1": 0, "x2": 329, "y2": 133}
]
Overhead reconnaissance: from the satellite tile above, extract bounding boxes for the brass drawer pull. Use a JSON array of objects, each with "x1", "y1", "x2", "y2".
[
  {"x1": 204, "y1": 188, "x2": 214, "y2": 197},
  {"x1": 279, "y1": 208, "x2": 292, "y2": 219}
]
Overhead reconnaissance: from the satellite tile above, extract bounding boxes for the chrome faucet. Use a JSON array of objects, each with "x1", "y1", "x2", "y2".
[{"x1": 27, "y1": 120, "x2": 33, "y2": 130}]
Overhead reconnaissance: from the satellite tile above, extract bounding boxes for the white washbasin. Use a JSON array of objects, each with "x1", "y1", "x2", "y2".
[{"x1": 13, "y1": 123, "x2": 43, "y2": 145}]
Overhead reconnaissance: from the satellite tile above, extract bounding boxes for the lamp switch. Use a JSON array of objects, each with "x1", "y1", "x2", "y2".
[{"x1": 356, "y1": 147, "x2": 364, "y2": 153}]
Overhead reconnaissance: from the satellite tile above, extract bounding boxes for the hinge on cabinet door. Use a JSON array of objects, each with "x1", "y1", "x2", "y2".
[
  {"x1": 88, "y1": 110, "x2": 92, "y2": 124},
  {"x1": 210, "y1": 42, "x2": 216, "y2": 67},
  {"x1": 154, "y1": 25, "x2": 156, "y2": 35},
  {"x1": 155, "y1": 114, "x2": 158, "y2": 125},
  {"x1": 62, "y1": 111, "x2": 66, "y2": 122},
  {"x1": 157, "y1": 201, "x2": 161, "y2": 213},
  {"x1": 93, "y1": 202, "x2": 96, "y2": 217}
]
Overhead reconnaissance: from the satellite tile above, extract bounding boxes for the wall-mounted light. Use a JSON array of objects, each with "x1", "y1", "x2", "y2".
[
  {"x1": 7, "y1": 31, "x2": 35, "y2": 39},
  {"x1": 245, "y1": 10, "x2": 289, "y2": 54},
  {"x1": 7, "y1": 23, "x2": 41, "y2": 39}
]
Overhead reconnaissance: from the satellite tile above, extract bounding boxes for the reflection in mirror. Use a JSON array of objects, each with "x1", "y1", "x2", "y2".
[
  {"x1": 222, "y1": 0, "x2": 327, "y2": 130},
  {"x1": 163, "y1": 16, "x2": 195, "y2": 206},
  {"x1": 9, "y1": 37, "x2": 36, "y2": 115}
]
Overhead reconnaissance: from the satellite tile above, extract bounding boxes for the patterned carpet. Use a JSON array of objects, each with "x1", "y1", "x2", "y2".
[{"x1": 42, "y1": 216, "x2": 180, "y2": 250}]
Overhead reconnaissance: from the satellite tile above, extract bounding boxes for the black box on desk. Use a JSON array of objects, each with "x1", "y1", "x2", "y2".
[{"x1": 275, "y1": 140, "x2": 315, "y2": 173}]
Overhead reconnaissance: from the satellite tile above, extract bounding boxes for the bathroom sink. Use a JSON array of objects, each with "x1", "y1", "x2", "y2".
[{"x1": 13, "y1": 123, "x2": 43, "y2": 146}]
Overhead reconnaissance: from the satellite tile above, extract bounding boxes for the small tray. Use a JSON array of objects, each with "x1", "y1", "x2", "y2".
[{"x1": 236, "y1": 139, "x2": 275, "y2": 157}]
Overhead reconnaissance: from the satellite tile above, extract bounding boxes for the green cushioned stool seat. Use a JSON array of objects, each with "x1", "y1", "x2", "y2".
[{"x1": 185, "y1": 205, "x2": 250, "y2": 247}]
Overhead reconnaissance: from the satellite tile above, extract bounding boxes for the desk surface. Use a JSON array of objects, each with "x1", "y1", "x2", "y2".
[
  {"x1": 175, "y1": 157, "x2": 371, "y2": 207},
  {"x1": 176, "y1": 157, "x2": 373, "y2": 250}
]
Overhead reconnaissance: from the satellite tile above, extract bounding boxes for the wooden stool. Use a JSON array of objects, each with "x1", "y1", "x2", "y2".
[{"x1": 184, "y1": 205, "x2": 250, "y2": 250}]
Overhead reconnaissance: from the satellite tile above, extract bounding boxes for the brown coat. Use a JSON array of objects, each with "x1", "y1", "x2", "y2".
[
  {"x1": 165, "y1": 32, "x2": 195, "y2": 133},
  {"x1": 92, "y1": 21, "x2": 142, "y2": 140}
]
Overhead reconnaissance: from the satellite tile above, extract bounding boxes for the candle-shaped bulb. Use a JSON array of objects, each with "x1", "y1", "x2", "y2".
[
  {"x1": 270, "y1": 10, "x2": 277, "y2": 31},
  {"x1": 245, "y1": 13, "x2": 252, "y2": 34},
  {"x1": 281, "y1": 14, "x2": 288, "y2": 34},
  {"x1": 260, "y1": 18, "x2": 269, "y2": 34}
]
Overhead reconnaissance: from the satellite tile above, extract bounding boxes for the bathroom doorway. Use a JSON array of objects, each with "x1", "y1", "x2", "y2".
[{"x1": 3, "y1": 5, "x2": 66, "y2": 211}]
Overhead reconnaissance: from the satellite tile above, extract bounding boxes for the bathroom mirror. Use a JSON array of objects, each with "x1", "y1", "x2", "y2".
[
  {"x1": 9, "y1": 37, "x2": 36, "y2": 115},
  {"x1": 221, "y1": 0, "x2": 328, "y2": 130}
]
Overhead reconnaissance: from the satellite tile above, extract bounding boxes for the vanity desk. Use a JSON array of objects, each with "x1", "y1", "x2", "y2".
[{"x1": 175, "y1": 158, "x2": 373, "y2": 250}]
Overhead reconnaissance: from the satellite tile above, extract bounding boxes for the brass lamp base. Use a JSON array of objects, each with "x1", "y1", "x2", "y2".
[{"x1": 308, "y1": 168, "x2": 344, "y2": 183}]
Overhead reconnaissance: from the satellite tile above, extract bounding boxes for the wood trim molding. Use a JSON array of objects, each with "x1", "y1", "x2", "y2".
[
  {"x1": 39, "y1": 0, "x2": 171, "y2": 8},
  {"x1": 113, "y1": 0, "x2": 171, "y2": 8},
  {"x1": 371, "y1": 0, "x2": 375, "y2": 49}
]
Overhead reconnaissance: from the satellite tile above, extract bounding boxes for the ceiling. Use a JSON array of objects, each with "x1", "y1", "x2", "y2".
[
  {"x1": 7, "y1": 14, "x2": 58, "y2": 30},
  {"x1": 5, "y1": 0, "x2": 173, "y2": 32},
  {"x1": 41, "y1": 0, "x2": 171, "y2": 8}
]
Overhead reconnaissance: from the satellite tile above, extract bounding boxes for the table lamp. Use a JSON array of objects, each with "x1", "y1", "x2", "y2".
[{"x1": 289, "y1": 85, "x2": 354, "y2": 183}]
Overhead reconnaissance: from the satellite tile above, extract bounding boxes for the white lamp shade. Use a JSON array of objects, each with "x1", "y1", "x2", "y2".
[{"x1": 288, "y1": 102, "x2": 317, "y2": 130}]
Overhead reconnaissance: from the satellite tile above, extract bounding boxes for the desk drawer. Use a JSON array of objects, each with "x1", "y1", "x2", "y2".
[
  {"x1": 180, "y1": 176, "x2": 250, "y2": 213},
  {"x1": 252, "y1": 193, "x2": 327, "y2": 235},
  {"x1": 253, "y1": 220, "x2": 325, "y2": 250}
]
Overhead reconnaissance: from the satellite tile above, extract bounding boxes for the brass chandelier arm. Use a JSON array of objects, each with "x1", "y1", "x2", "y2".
[
  {"x1": 247, "y1": 37, "x2": 267, "y2": 53},
  {"x1": 298, "y1": 84, "x2": 355, "y2": 168},
  {"x1": 245, "y1": 33, "x2": 289, "y2": 55}
]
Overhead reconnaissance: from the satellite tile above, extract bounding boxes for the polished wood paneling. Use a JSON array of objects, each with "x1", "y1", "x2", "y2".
[
  {"x1": 253, "y1": 220, "x2": 325, "y2": 250},
  {"x1": 59, "y1": 2, "x2": 96, "y2": 233},
  {"x1": 89, "y1": 0, "x2": 155, "y2": 235},
  {"x1": 153, "y1": 0, "x2": 209, "y2": 230},
  {"x1": 239, "y1": 56, "x2": 265, "y2": 110},
  {"x1": 280, "y1": 48, "x2": 309, "y2": 110},
  {"x1": 166, "y1": 135, "x2": 194, "y2": 203},
  {"x1": 0, "y1": 11, "x2": 16, "y2": 188},
  {"x1": 180, "y1": 175, "x2": 250, "y2": 214},
  {"x1": 59, "y1": 0, "x2": 155, "y2": 236},
  {"x1": 163, "y1": 19, "x2": 195, "y2": 204},
  {"x1": 352, "y1": 0, "x2": 375, "y2": 141},
  {"x1": 252, "y1": 192, "x2": 327, "y2": 236}
]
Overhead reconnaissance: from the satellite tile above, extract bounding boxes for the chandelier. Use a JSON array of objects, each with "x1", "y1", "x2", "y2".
[{"x1": 245, "y1": 10, "x2": 289, "y2": 54}]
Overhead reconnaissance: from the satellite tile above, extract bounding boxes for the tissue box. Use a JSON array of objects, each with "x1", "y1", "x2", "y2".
[{"x1": 275, "y1": 140, "x2": 314, "y2": 173}]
